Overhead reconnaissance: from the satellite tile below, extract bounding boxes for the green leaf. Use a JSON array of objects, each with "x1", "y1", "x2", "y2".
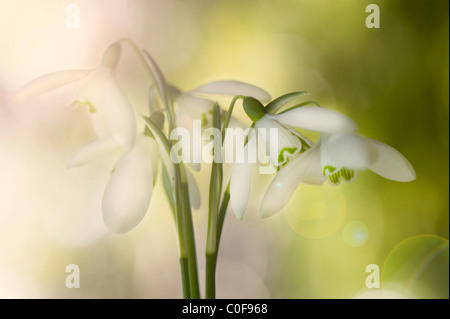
[
  {"x1": 140, "y1": 114, "x2": 171, "y2": 152},
  {"x1": 278, "y1": 101, "x2": 321, "y2": 114},
  {"x1": 140, "y1": 114, "x2": 175, "y2": 183},
  {"x1": 265, "y1": 91, "x2": 309, "y2": 114},
  {"x1": 206, "y1": 104, "x2": 223, "y2": 254},
  {"x1": 161, "y1": 162, "x2": 176, "y2": 217}
]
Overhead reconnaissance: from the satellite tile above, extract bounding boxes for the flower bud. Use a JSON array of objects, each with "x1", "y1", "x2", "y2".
[
  {"x1": 243, "y1": 97, "x2": 265, "y2": 122},
  {"x1": 102, "y1": 42, "x2": 122, "y2": 68}
]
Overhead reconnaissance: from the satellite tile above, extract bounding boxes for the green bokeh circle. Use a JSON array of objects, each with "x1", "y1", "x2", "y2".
[{"x1": 382, "y1": 235, "x2": 449, "y2": 299}]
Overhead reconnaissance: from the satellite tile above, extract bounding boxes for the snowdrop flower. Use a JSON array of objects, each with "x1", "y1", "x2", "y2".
[
  {"x1": 13, "y1": 42, "x2": 162, "y2": 233},
  {"x1": 102, "y1": 132, "x2": 159, "y2": 233},
  {"x1": 13, "y1": 42, "x2": 136, "y2": 151},
  {"x1": 260, "y1": 131, "x2": 416, "y2": 218},
  {"x1": 173, "y1": 80, "x2": 271, "y2": 129},
  {"x1": 230, "y1": 97, "x2": 356, "y2": 219},
  {"x1": 170, "y1": 80, "x2": 271, "y2": 170},
  {"x1": 68, "y1": 127, "x2": 160, "y2": 234}
]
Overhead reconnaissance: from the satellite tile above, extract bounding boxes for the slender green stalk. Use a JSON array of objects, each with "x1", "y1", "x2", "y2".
[
  {"x1": 205, "y1": 104, "x2": 225, "y2": 299},
  {"x1": 216, "y1": 184, "x2": 230, "y2": 251},
  {"x1": 141, "y1": 114, "x2": 196, "y2": 299},
  {"x1": 206, "y1": 104, "x2": 223, "y2": 252},
  {"x1": 133, "y1": 38, "x2": 201, "y2": 298},
  {"x1": 178, "y1": 164, "x2": 200, "y2": 299},
  {"x1": 162, "y1": 163, "x2": 190, "y2": 298},
  {"x1": 205, "y1": 96, "x2": 248, "y2": 299},
  {"x1": 207, "y1": 114, "x2": 252, "y2": 294},
  {"x1": 205, "y1": 253, "x2": 217, "y2": 299},
  {"x1": 221, "y1": 95, "x2": 244, "y2": 141},
  {"x1": 161, "y1": 163, "x2": 176, "y2": 218},
  {"x1": 179, "y1": 257, "x2": 191, "y2": 299},
  {"x1": 206, "y1": 101, "x2": 251, "y2": 297},
  {"x1": 205, "y1": 185, "x2": 230, "y2": 299}
]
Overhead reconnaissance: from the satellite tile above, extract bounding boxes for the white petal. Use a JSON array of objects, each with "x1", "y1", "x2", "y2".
[
  {"x1": 67, "y1": 137, "x2": 123, "y2": 168},
  {"x1": 268, "y1": 106, "x2": 357, "y2": 133},
  {"x1": 88, "y1": 111, "x2": 110, "y2": 139},
  {"x1": 255, "y1": 116, "x2": 303, "y2": 167},
  {"x1": 260, "y1": 145, "x2": 324, "y2": 218},
  {"x1": 322, "y1": 133, "x2": 378, "y2": 170},
  {"x1": 302, "y1": 148, "x2": 326, "y2": 185},
  {"x1": 185, "y1": 168, "x2": 201, "y2": 210},
  {"x1": 230, "y1": 135, "x2": 257, "y2": 219},
  {"x1": 192, "y1": 80, "x2": 271, "y2": 103},
  {"x1": 12, "y1": 69, "x2": 92, "y2": 103},
  {"x1": 367, "y1": 139, "x2": 416, "y2": 182},
  {"x1": 101, "y1": 42, "x2": 121, "y2": 68},
  {"x1": 175, "y1": 92, "x2": 215, "y2": 123},
  {"x1": 102, "y1": 135, "x2": 154, "y2": 234},
  {"x1": 77, "y1": 67, "x2": 137, "y2": 150},
  {"x1": 187, "y1": 162, "x2": 201, "y2": 172}
]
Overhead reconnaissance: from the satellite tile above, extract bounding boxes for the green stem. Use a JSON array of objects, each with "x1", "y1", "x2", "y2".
[
  {"x1": 163, "y1": 164, "x2": 191, "y2": 298},
  {"x1": 221, "y1": 95, "x2": 244, "y2": 141},
  {"x1": 205, "y1": 160, "x2": 219, "y2": 299},
  {"x1": 205, "y1": 104, "x2": 224, "y2": 299},
  {"x1": 179, "y1": 166, "x2": 200, "y2": 299},
  {"x1": 214, "y1": 94, "x2": 246, "y2": 253},
  {"x1": 205, "y1": 184, "x2": 230, "y2": 299},
  {"x1": 140, "y1": 90, "x2": 197, "y2": 300},
  {"x1": 133, "y1": 41, "x2": 200, "y2": 299},
  {"x1": 216, "y1": 184, "x2": 230, "y2": 251},
  {"x1": 205, "y1": 96, "x2": 246, "y2": 299},
  {"x1": 171, "y1": 165, "x2": 191, "y2": 298},
  {"x1": 179, "y1": 257, "x2": 191, "y2": 299},
  {"x1": 205, "y1": 253, "x2": 217, "y2": 299}
]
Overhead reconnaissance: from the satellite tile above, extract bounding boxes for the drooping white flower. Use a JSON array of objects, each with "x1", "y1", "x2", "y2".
[
  {"x1": 137, "y1": 49, "x2": 205, "y2": 211},
  {"x1": 13, "y1": 42, "x2": 137, "y2": 151},
  {"x1": 260, "y1": 131, "x2": 416, "y2": 218},
  {"x1": 173, "y1": 80, "x2": 271, "y2": 130},
  {"x1": 13, "y1": 42, "x2": 167, "y2": 233},
  {"x1": 102, "y1": 133, "x2": 159, "y2": 233},
  {"x1": 170, "y1": 80, "x2": 271, "y2": 171},
  {"x1": 230, "y1": 99, "x2": 357, "y2": 220}
]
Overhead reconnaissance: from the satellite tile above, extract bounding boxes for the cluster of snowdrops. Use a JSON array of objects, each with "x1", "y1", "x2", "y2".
[{"x1": 13, "y1": 39, "x2": 415, "y2": 299}]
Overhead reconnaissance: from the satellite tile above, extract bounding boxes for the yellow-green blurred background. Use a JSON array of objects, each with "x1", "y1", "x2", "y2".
[{"x1": 0, "y1": 0, "x2": 448, "y2": 298}]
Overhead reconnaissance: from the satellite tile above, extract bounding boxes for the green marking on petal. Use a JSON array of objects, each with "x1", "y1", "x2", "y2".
[
  {"x1": 325, "y1": 167, "x2": 356, "y2": 185},
  {"x1": 323, "y1": 165, "x2": 337, "y2": 175},
  {"x1": 85, "y1": 101, "x2": 97, "y2": 114},
  {"x1": 201, "y1": 113, "x2": 209, "y2": 127},
  {"x1": 298, "y1": 136, "x2": 311, "y2": 152},
  {"x1": 341, "y1": 168, "x2": 353, "y2": 181},
  {"x1": 278, "y1": 147, "x2": 297, "y2": 167},
  {"x1": 329, "y1": 172, "x2": 341, "y2": 185}
]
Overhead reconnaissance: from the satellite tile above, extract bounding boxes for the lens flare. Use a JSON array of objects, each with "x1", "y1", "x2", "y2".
[
  {"x1": 382, "y1": 235, "x2": 449, "y2": 299},
  {"x1": 342, "y1": 220, "x2": 369, "y2": 247},
  {"x1": 284, "y1": 184, "x2": 347, "y2": 239}
]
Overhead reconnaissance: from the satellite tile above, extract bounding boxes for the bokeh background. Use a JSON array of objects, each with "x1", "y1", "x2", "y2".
[{"x1": 0, "y1": 0, "x2": 448, "y2": 298}]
